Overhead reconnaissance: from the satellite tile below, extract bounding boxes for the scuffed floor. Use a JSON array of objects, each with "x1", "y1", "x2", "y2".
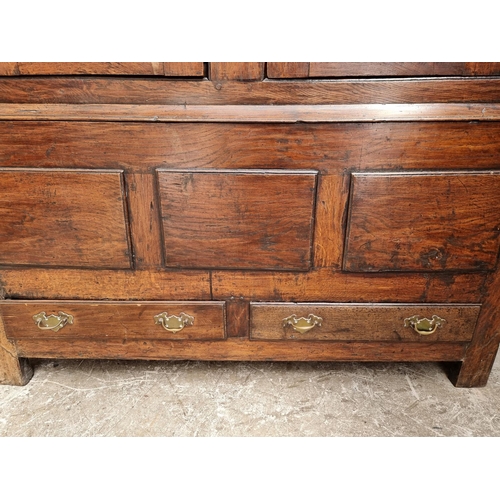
[{"x1": 1, "y1": 357, "x2": 499, "y2": 436}]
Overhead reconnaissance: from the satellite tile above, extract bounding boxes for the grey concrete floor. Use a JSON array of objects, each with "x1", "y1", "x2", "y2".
[{"x1": 1, "y1": 355, "x2": 499, "y2": 436}]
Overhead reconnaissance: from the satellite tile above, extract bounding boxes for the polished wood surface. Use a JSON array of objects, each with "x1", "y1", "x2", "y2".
[
  {"x1": 268, "y1": 62, "x2": 500, "y2": 78},
  {"x1": 14, "y1": 338, "x2": 468, "y2": 363},
  {"x1": 345, "y1": 172, "x2": 500, "y2": 272},
  {"x1": 2, "y1": 103, "x2": 500, "y2": 122},
  {"x1": 157, "y1": 169, "x2": 317, "y2": 270},
  {"x1": 3, "y1": 78, "x2": 500, "y2": 105},
  {"x1": 0, "y1": 168, "x2": 131, "y2": 269},
  {"x1": 250, "y1": 303, "x2": 480, "y2": 342},
  {"x1": 0, "y1": 62, "x2": 205, "y2": 76},
  {"x1": 1, "y1": 62, "x2": 499, "y2": 387},
  {"x1": 1, "y1": 300, "x2": 226, "y2": 341}
]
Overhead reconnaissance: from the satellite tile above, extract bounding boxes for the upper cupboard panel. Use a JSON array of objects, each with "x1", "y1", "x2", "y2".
[
  {"x1": 267, "y1": 63, "x2": 500, "y2": 78},
  {"x1": 0, "y1": 63, "x2": 205, "y2": 77}
]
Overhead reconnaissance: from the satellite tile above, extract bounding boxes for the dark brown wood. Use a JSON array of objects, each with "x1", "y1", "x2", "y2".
[
  {"x1": 13, "y1": 337, "x2": 467, "y2": 362},
  {"x1": 0, "y1": 314, "x2": 33, "y2": 385},
  {"x1": 268, "y1": 62, "x2": 500, "y2": 78},
  {"x1": 4, "y1": 78, "x2": 500, "y2": 105},
  {"x1": 447, "y1": 268, "x2": 500, "y2": 387},
  {"x1": 0, "y1": 300, "x2": 226, "y2": 341},
  {"x1": 3, "y1": 103, "x2": 500, "y2": 123},
  {"x1": 126, "y1": 173, "x2": 163, "y2": 268},
  {"x1": 212, "y1": 269, "x2": 486, "y2": 303},
  {"x1": 267, "y1": 63, "x2": 309, "y2": 78},
  {"x1": 157, "y1": 169, "x2": 317, "y2": 270},
  {"x1": 0, "y1": 269, "x2": 211, "y2": 300},
  {"x1": 225, "y1": 299, "x2": 249, "y2": 338},
  {"x1": 2, "y1": 122, "x2": 500, "y2": 176},
  {"x1": 210, "y1": 63, "x2": 264, "y2": 81},
  {"x1": 250, "y1": 303, "x2": 480, "y2": 342},
  {"x1": 345, "y1": 172, "x2": 500, "y2": 272},
  {"x1": 0, "y1": 168, "x2": 131, "y2": 269}
]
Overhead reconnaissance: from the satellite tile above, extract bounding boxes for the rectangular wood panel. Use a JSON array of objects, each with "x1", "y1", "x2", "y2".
[
  {"x1": 250, "y1": 303, "x2": 480, "y2": 342},
  {"x1": 157, "y1": 169, "x2": 317, "y2": 270},
  {"x1": 344, "y1": 172, "x2": 500, "y2": 272},
  {"x1": 267, "y1": 62, "x2": 500, "y2": 78},
  {"x1": 0, "y1": 300, "x2": 225, "y2": 341},
  {"x1": 210, "y1": 63, "x2": 264, "y2": 81},
  {"x1": 0, "y1": 169, "x2": 131, "y2": 269},
  {"x1": 0, "y1": 63, "x2": 205, "y2": 76}
]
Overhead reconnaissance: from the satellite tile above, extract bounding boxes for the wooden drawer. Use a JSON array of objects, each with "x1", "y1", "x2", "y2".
[
  {"x1": 0, "y1": 301, "x2": 226, "y2": 341},
  {"x1": 250, "y1": 303, "x2": 480, "y2": 342},
  {"x1": 344, "y1": 172, "x2": 500, "y2": 272},
  {"x1": 0, "y1": 168, "x2": 131, "y2": 269},
  {"x1": 157, "y1": 169, "x2": 317, "y2": 270}
]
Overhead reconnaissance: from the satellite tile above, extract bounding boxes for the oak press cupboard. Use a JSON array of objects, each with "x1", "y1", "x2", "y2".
[{"x1": 1, "y1": 62, "x2": 500, "y2": 387}]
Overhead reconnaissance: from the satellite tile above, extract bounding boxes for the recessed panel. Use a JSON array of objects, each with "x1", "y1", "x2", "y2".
[
  {"x1": 0, "y1": 169, "x2": 131, "y2": 269},
  {"x1": 157, "y1": 169, "x2": 317, "y2": 270},
  {"x1": 344, "y1": 172, "x2": 500, "y2": 272}
]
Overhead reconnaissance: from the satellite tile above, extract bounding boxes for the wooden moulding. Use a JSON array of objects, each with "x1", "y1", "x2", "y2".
[
  {"x1": 2, "y1": 78, "x2": 500, "y2": 105},
  {"x1": 2, "y1": 122, "x2": 500, "y2": 175},
  {"x1": 13, "y1": 338, "x2": 468, "y2": 363},
  {"x1": 2, "y1": 103, "x2": 500, "y2": 123}
]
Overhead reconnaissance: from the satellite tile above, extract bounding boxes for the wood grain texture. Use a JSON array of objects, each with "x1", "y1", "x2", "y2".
[
  {"x1": 267, "y1": 63, "x2": 309, "y2": 78},
  {"x1": 14, "y1": 337, "x2": 467, "y2": 362},
  {"x1": 3, "y1": 78, "x2": 500, "y2": 105},
  {"x1": 0, "y1": 63, "x2": 19, "y2": 75},
  {"x1": 212, "y1": 269, "x2": 486, "y2": 303},
  {"x1": 210, "y1": 63, "x2": 264, "y2": 81},
  {"x1": 0, "y1": 314, "x2": 33, "y2": 385},
  {"x1": 225, "y1": 299, "x2": 249, "y2": 338},
  {"x1": 3, "y1": 103, "x2": 500, "y2": 123},
  {"x1": 0, "y1": 269, "x2": 211, "y2": 300},
  {"x1": 0, "y1": 300, "x2": 226, "y2": 341},
  {"x1": 126, "y1": 173, "x2": 163, "y2": 268},
  {"x1": 250, "y1": 303, "x2": 479, "y2": 342},
  {"x1": 162, "y1": 63, "x2": 205, "y2": 77},
  {"x1": 345, "y1": 172, "x2": 500, "y2": 272},
  {"x1": 0, "y1": 168, "x2": 131, "y2": 269},
  {"x1": 268, "y1": 62, "x2": 500, "y2": 78},
  {"x1": 448, "y1": 268, "x2": 500, "y2": 387},
  {"x1": 157, "y1": 169, "x2": 317, "y2": 270},
  {"x1": 2, "y1": 122, "x2": 500, "y2": 175},
  {"x1": 313, "y1": 174, "x2": 349, "y2": 268}
]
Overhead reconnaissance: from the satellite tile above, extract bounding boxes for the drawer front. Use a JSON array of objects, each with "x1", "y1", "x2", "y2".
[
  {"x1": 250, "y1": 303, "x2": 480, "y2": 342},
  {"x1": 0, "y1": 168, "x2": 131, "y2": 269},
  {"x1": 157, "y1": 169, "x2": 317, "y2": 270},
  {"x1": 344, "y1": 172, "x2": 500, "y2": 272},
  {"x1": 0, "y1": 301, "x2": 226, "y2": 341}
]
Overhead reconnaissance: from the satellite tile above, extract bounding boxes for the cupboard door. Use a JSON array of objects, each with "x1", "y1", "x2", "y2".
[
  {"x1": 0, "y1": 63, "x2": 205, "y2": 76},
  {"x1": 344, "y1": 172, "x2": 500, "y2": 272},
  {"x1": 0, "y1": 169, "x2": 131, "y2": 269},
  {"x1": 157, "y1": 169, "x2": 317, "y2": 270},
  {"x1": 267, "y1": 62, "x2": 500, "y2": 78}
]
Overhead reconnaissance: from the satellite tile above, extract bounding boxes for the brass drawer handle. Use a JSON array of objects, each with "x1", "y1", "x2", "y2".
[
  {"x1": 404, "y1": 315, "x2": 446, "y2": 335},
  {"x1": 32, "y1": 311, "x2": 74, "y2": 332},
  {"x1": 282, "y1": 314, "x2": 323, "y2": 334},
  {"x1": 154, "y1": 312, "x2": 194, "y2": 333}
]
